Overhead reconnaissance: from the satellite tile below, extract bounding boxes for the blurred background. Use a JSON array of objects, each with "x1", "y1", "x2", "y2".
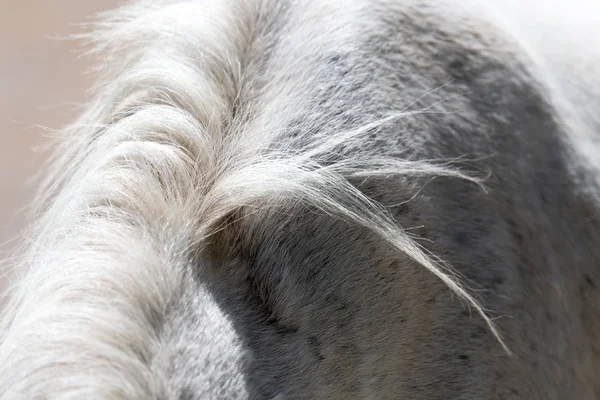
[{"x1": 0, "y1": 1, "x2": 120, "y2": 290}]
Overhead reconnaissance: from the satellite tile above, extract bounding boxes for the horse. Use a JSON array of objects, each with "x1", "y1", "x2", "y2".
[{"x1": 1, "y1": 0, "x2": 599, "y2": 398}]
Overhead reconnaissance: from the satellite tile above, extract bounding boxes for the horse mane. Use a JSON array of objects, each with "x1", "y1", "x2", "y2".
[{"x1": 0, "y1": 1, "x2": 507, "y2": 397}]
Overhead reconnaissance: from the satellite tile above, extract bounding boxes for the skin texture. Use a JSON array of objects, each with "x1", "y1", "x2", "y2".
[{"x1": 0, "y1": 0, "x2": 599, "y2": 399}]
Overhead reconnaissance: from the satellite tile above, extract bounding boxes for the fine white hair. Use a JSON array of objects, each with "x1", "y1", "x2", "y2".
[{"x1": 10, "y1": 0, "x2": 597, "y2": 397}]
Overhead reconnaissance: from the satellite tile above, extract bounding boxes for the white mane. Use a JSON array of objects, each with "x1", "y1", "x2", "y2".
[{"x1": 2, "y1": 0, "x2": 599, "y2": 398}]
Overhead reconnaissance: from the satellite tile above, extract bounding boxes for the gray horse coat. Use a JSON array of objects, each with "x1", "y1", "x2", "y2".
[{"x1": 1, "y1": 0, "x2": 599, "y2": 399}]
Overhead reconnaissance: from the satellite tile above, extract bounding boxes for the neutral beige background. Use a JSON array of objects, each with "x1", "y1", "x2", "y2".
[{"x1": 0, "y1": 1, "x2": 120, "y2": 289}]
